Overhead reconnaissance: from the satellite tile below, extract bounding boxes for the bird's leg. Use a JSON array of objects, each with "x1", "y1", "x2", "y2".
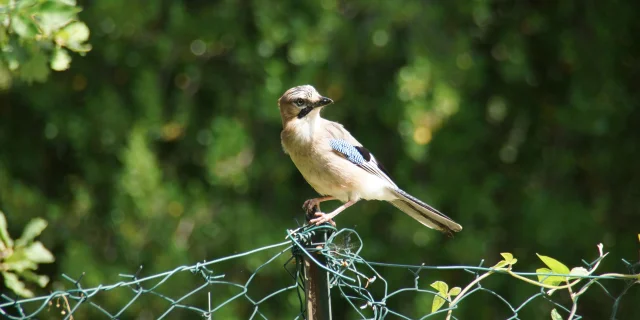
[
  {"x1": 310, "y1": 199, "x2": 357, "y2": 226},
  {"x1": 302, "y1": 196, "x2": 336, "y2": 214}
]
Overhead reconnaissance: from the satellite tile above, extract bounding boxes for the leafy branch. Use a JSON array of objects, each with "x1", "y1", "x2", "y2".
[
  {"x1": 428, "y1": 239, "x2": 640, "y2": 320},
  {"x1": 0, "y1": 0, "x2": 91, "y2": 85},
  {"x1": 0, "y1": 211, "x2": 55, "y2": 297}
]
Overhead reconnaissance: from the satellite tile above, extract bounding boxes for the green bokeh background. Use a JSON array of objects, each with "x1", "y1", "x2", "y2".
[{"x1": 1, "y1": 0, "x2": 639, "y2": 318}]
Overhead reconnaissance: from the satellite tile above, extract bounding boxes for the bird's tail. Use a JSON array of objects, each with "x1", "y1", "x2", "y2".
[{"x1": 389, "y1": 188, "x2": 462, "y2": 234}]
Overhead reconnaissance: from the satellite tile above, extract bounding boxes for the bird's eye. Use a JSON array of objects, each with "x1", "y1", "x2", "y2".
[{"x1": 294, "y1": 99, "x2": 305, "y2": 107}]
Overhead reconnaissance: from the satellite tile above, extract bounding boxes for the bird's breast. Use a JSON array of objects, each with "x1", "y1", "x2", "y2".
[
  {"x1": 282, "y1": 136, "x2": 393, "y2": 202},
  {"x1": 281, "y1": 139, "x2": 339, "y2": 198}
]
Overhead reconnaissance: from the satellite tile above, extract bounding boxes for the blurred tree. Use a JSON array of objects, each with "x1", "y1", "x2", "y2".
[{"x1": 0, "y1": 0, "x2": 638, "y2": 318}]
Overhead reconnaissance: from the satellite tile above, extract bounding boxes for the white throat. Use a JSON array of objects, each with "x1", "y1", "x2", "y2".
[{"x1": 289, "y1": 108, "x2": 322, "y2": 144}]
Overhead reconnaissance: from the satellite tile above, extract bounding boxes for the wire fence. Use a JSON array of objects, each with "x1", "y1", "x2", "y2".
[{"x1": 1, "y1": 224, "x2": 638, "y2": 319}]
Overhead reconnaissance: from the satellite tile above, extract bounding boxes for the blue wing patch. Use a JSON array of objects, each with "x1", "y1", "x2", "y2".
[
  {"x1": 329, "y1": 139, "x2": 366, "y2": 165},
  {"x1": 329, "y1": 139, "x2": 396, "y2": 185}
]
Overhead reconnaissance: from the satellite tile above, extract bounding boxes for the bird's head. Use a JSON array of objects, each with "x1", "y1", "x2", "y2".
[{"x1": 277, "y1": 85, "x2": 333, "y2": 126}]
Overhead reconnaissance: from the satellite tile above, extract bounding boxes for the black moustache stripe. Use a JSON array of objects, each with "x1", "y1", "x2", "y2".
[{"x1": 297, "y1": 106, "x2": 314, "y2": 119}]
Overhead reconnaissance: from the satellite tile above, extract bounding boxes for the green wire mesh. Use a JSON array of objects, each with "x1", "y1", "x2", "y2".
[
  {"x1": 1, "y1": 225, "x2": 637, "y2": 319},
  {"x1": 310, "y1": 228, "x2": 638, "y2": 319}
]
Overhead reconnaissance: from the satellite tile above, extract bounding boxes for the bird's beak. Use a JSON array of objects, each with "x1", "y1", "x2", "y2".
[{"x1": 315, "y1": 97, "x2": 333, "y2": 107}]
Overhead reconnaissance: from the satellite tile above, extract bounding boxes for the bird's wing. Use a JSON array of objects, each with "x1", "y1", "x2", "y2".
[
  {"x1": 328, "y1": 139, "x2": 396, "y2": 187},
  {"x1": 324, "y1": 121, "x2": 362, "y2": 146}
]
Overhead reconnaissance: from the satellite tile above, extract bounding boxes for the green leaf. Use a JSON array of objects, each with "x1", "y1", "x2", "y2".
[
  {"x1": 536, "y1": 267, "x2": 564, "y2": 286},
  {"x1": 50, "y1": 47, "x2": 71, "y2": 71},
  {"x1": 536, "y1": 254, "x2": 570, "y2": 275},
  {"x1": 431, "y1": 280, "x2": 448, "y2": 295},
  {"x1": 15, "y1": 218, "x2": 47, "y2": 247},
  {"x1": 551, "y1": 308, "x2": 563, "y2": 320},
  {"x1": 449, "y1": 287, "x2": 461, "y2": 296},
  {"x1": 33, "y1": 1, "x2": 80, "y2": 36},
  {"x1": 17, "y1": 0, "x2": 39, "y2": 9},
  {"x1": 11, "y1": 14, "x2": 39, "y2": 38},
  {"x1": 38, "y1": 1, "x2": 81, "y2": 15},
  {"x1": 23, "y1": 241, "x2": 54, "y2": 263},
  {"x1": 431, "y1": 293, "x2": 446, "y2": 313},
  {"x1": 4, "y1": 250, "x2": 37, "y2": 272},
  {"x1": 500, "y1": 252, "x2": 513, "y2": 261},
  {"x1": 0, "y1": 211, "x2": 13, "y2": 250},
  {"x1": 430, "y1": 281, "x2": 448, "y2": 313},
  {"x1": 20, "y1": 270, "x2": 50, "y2": 287},
  {"x1": 55, "y1": 0, "x2": 77, "y2": 5},
  {"x1": 2, "y1": 272, "x2": 34, "y2": 297},
  {"x1": 500, "y1": 252, "x2": 517, "y2": 265},
  {"x1": 55, "y1": 21, "x2": 91, "y2": 52}
]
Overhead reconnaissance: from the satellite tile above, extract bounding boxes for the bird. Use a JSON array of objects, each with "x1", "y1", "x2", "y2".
[{"x1": 277, "y1": 85, "x2": 462, "y2": 234}]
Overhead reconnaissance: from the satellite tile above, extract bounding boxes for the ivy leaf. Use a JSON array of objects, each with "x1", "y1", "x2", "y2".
[
  {"x1": 15, "y1": 218, "x2": 48, "y2": 248},
  {"x1": 536, "y1": 254, "x2": 570, "y2": 275},
  {"x1": 500, "y1": 252, "x2": 513, "y2": 260},
  {"x1": 500, "y1": 252, "x2": 518, "y2": 265},
  {"x1": 536, "y1": 267, "x2": 564, "y2": 286},
  {"x1": 2, "y1": 272, "x2": 34, "y2": 297},
  {"x1": 551, "y1": 308, "x2": 563, "y2": 320},
  {"x1": 449, "y1": 287, "x2": 461, "y2": 297},
  {"x1": 430, "y1": 281, "x2": 449, "y2": 313},
  {"x1": 431, "y1": 280, "x2": 449, "y2": 295},
  {"x1": 50, "y1": 47, "x2": 71, "y2": 71}
]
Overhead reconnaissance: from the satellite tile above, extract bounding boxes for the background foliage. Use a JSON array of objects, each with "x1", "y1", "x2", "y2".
[{"x1": 1, "y1": 0, "x2": 639, "y2": 318}]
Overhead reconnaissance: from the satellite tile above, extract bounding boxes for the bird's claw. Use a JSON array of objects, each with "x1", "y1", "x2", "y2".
[
  {"x1": 309, "y1": 211, "x2": 336, "y2": 226},
  {"x1": 303, "y1": 199, "x2": 320, "y2": 214}
]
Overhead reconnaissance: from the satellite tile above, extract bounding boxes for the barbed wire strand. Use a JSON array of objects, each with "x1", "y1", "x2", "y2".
[{"x1": 0, "y1": 225, "x2": 637, "y2": 319}]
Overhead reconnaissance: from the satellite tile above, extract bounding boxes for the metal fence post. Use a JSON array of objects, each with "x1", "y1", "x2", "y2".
[{"x1": 304, "y1": 207, "x2": 333, "y2": 320}]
